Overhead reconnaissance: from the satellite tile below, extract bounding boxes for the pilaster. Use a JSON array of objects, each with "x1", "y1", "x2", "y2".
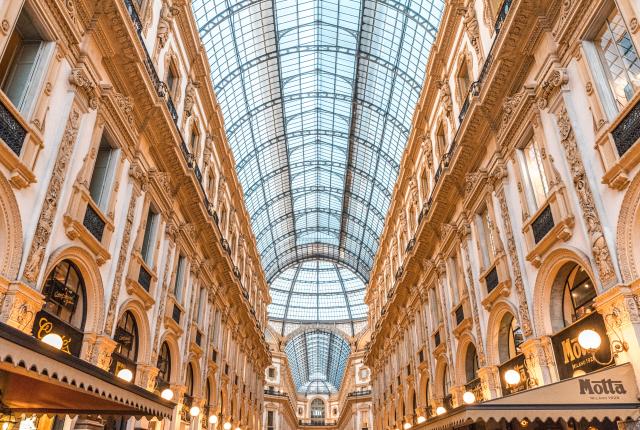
[
  {"x1": 519, "y1": 336, "x2": 556, "y2": 386},
  {"x1": 0, "y1": 281, "x2": 44, "y2": 334}
]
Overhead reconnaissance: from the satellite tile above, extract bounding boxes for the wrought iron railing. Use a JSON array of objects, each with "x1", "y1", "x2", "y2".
[
  {"x1": 83, "y1": 204, "x2": 106, "y2": 241},
  {"x1": 0, "y1": 97, "x2": 27, "y2": 156},
  {"x1": 455, "y1": 304, "x2": 465, "y2": 325},
  {"x1": 531, "y1": 204, "x2": 554, "y2": 243},
  {"x1": 172, "y1": 303, "x2": 181, "y2": 324},
  {"x1": 485, "y1": 266, "x2": 499, "y2": 293},
  {"x1": 494, "y1": 0, "x2": 513, "y2": 34},
  {"x1": 138, "y1": 265, "x2": 152, "y2": 291},
  {"x1": 612, "y1": 97, "x2": 640, "y2": 156}
]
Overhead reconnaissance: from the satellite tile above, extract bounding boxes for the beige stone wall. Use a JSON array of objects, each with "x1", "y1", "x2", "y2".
[
  {"x1": 365, "y1": 0, "x2": 640, "y2": 428},
  {"x1": 0, "y1": 0, "x2": 270, "y2": 429}
]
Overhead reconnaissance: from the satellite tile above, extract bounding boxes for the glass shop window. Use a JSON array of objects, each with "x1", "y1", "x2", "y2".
[
  {"x1": 562, "y1": 264, "x2": 597, "y2": 326},
  {"x1": 42, "y1": 260, "x2": 86, "y2": 330}
]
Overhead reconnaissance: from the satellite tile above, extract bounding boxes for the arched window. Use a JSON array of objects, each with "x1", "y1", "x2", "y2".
[
  {"x1": 111, "y1": 311, "x2": 139, "y2": 376},
  {"x1": 205, "y1": 379, "x2": 212, "y2": 414},
  {"x1": 561, "y1": 264, "x2": 596, "y2": 327},
  {"x1": 311, "y1": 398, "x2": 325, "y2": 419},
  {"x1": 465, "y1": 344, "x2": 479, "y2": 382},
  {"x1": 42, "y1": 260, "x2": 86, "y2": 330},
  {"x1": 498, "y1": 313, "x2": 523, "y2": 363},
  {"x1": 441, "y1": 365, "x2": 450, "y2": 396},
  {"x1": 156, "y1": 342, "x2": 171, "y2": 386},
  {"x1": 185, "y1": 363, "x2": 194, "y2": 396}
]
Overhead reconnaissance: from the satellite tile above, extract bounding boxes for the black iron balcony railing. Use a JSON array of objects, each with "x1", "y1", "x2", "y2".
[
  {"x1": 612, "y1": 97, "x2": 640, "y2": 157},
  {"x1": 485, "y1": 266, "x2": 499, "y2": 293},
  {"x1": 138, "y1": 264, "x2": 152, "y2": 292},
  {"x1": 494, "y1": 0, "x2": 513, "y2": 34},
  {"x1": 83, "y1": 204, "x2": 106, "y2": 241},
  {"x1": 0, "y1": 98, "x2": 27, "y2": 156},
  {"x1": 531, "y1": 204, "x2": 554, "y2": 244}
]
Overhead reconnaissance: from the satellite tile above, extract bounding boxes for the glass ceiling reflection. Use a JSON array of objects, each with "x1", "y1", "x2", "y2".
[
  {"x1": 284, "y1": 329, "x2": 351, "y2": 394},
  {"x1": 269, "y1": 261, "x2": 367, "y2": 334},
  {"x1": 192, "y1": 0, "x2": 444, "y2": 282}
]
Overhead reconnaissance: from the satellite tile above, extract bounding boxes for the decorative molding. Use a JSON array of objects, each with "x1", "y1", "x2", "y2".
[
  {"x1": 494, "y1": 185, "x2": 533, "y2": 337},
  {"x1": 555, "y1": 105, "x2": 617, "y2": 287},
  {"x1": 23, "y1": 108, "x2": 81, "y2": 284}
]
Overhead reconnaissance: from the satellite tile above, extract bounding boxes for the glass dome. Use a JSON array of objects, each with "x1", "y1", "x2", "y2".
[{"x1": 268, "y1": 261, "x2": 368, "y2": 325}]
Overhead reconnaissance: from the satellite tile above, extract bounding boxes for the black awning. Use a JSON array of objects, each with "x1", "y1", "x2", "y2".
[{"x1": 0, "y1": 323, "x2": 174, "y2": 419}]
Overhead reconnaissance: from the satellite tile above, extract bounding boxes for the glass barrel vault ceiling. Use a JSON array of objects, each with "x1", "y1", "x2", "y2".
[
  {"x1": 192, "y1": 0, "x2": 444, "y2": 395},
  {"x1": 192, "y1": 0, "x2": 444, "y2": 283},
  {"x1": 284, "y1": 329, "x2": 351, "y2": 395}
]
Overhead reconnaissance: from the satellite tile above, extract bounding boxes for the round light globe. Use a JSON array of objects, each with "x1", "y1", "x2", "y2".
[
  {"x1": 189, "y1": 406, "x2": 201, "y2": 417},
  {"x1": 578, "y1": 329, "x2": 601, "y2": 351},
  {"x1": 41, "y1": 333, "x2": 64, "y2": 350},
  {"x1": 435, "y1": 406, "x2": 446, "y2": 416},
  {"x1": 235, "y1": 426, "x2": 242, "y2": 430},
  {"x1": 462, "y1": 391, "x2": 476, "y2": 404},
  {"x1": 223, "y1": 422, "x2": 232, "y2": 430},
  {"x1": 403, "y1": 422, "x2": 412, "y2": 429},
  {"x1": 117, "y1": 368, "x2": 134, "y2": 382},
  {"x1": 160, "y1": 388, "x2": 174, "y2": 401},
  {"x1": 504, "y1": 369, "x2": 521, "y2": 386},
  {"x1": 416, "y1": 416, "x2": 426, "y2": 424},
  {"x1": 209, "y1": 415, "x2": 218, "y2": 424}
]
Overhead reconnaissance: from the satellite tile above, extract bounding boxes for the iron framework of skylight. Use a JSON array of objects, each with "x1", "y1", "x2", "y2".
[
  {"x1": 192, "y1": 0, "x2": 444, "y2": 283},
  {"x1": 284, "y1": 329, "x2": 351, "y2": 395}
]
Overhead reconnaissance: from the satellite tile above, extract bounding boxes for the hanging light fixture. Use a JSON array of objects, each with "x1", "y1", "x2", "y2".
[
  {"x1": 41, "y1": 333, "x2": 63, "y2": 350},
  {"x1": 161, "y1": 388, "x2": 174, "y2": 400},
  {"x1": 117, "y1": 368, "x2": 134, "y2": 382}
]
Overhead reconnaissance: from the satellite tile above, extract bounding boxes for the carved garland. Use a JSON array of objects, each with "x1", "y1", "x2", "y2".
[
  {"x1": 555, "y1": 106, "x2": 617, "y2": 287},
  {"x1": 23, "y1": 108, "x2": 81, "y2": 284},
  {"x1": 494, "y1": 185, "x2": 533, "y2": 337},
  {"x1": 103, "y1": 162, "x2": 146, "y2": 334},
  {"x1": 458, "y1": 224, "x2": 487, "y2": 366}
]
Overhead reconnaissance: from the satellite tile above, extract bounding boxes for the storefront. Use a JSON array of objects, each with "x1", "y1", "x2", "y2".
[
  {"x1": 416, "y1": 364, "x2": 639, "y2": 430},
  {"x1": 0, "y1": 322, "x2": 173, "y2": 429}
]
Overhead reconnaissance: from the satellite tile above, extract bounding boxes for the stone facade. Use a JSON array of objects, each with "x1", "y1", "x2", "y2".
[
  {"x1": 364, "y1": 0, "x2": 640, "y2": 428},
  {"x1": 0, "y1": 0, "x2": 270, "y2": 430}
]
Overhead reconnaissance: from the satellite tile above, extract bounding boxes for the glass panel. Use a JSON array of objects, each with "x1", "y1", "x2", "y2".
[
  {"x1": 520, "y1": 137, "x2": 549, "y2": 210},
  {"x1": 596, "y1": 7, "x2": 640, "y2": 110},
  {"x1": 89, "y1": 136, "x2": 118, "y2": 210},
  {"x1": 192, "y1": 0, "x2": 444, "y2": 282}
]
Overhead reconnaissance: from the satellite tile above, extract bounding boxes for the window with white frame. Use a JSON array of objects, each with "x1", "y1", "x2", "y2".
[
  {"x1": 140, "y1": 207, "x2": 159, "y2": 265},
  {"x1": 0, "y1": 6, "x2": 53, "y2": 114},
  {"x1": 88, "y1": 134, "x2": 119, "y2": 211},
  {"x1": 592, "y1": 6, "x2": 640, "y2": 113},
  {"x1": 476, "y1": 206, "x2": 496, "y2": 268},
  {"x1": 517, "y1": 136, "x2": 549, "y2": 212},
  {"x1": 174, "y1": 255, "x2": 186, "y2": 301}
]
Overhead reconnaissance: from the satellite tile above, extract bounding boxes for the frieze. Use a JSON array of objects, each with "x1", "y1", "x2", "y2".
[
  {"x1": 23, "y1": 108, "x2": 81, "y2": 284},
  {"x1": 555, "y1": 105, "x2": 616, "y2": 286}
]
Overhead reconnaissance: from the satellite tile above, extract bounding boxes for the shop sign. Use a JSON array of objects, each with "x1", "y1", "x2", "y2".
[
  {"x1": 498, "y1": 354, "x2": 536, "y2": 395},
  {"x1": 31, "y1": 310, "x2": 83, "y2": 357},
  {"x1": 551, "y1": 312, "x2": 611, "y2": 380},
  {"x1": 464, "y1": 377, "x2": 484, "y2": 402}
]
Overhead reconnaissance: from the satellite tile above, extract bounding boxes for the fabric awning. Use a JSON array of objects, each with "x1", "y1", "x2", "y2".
[
  {"x1": 0, "y1": 323, "x2": 174, "y2": 419},
  {"x1": 420, "y1": 363, "x2": 640, "y2": 430}
]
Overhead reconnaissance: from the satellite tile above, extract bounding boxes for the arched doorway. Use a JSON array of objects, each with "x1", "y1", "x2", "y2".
[
  {"x1": 156, "y1": 341, "x2": 172, "y2": 391},
  {"x1": 310, "y1": 398, "x2": 325, "y2": 423},
  {"x1": 33, "y1": 260, "x2": 87, "y2": 356},
  {"x1": 111, "y1": 311, "x2": 139, "y2": 380}
]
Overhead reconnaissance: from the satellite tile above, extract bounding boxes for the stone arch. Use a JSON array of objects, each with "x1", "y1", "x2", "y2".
[
  {"x1": 206, "y1": 373, "x2": 217, "y2": 410},
  {"x1": 0, "y1": 173, "x2": 22, "y2": 280},
  {"x1": 617, "y1": 171, "x2": 640, "y2": 283},
  {"x1": 395, "y1": 387, "x2": 404, "y2": 423},
  {"x1": 115, "y1": 298, "x2": 152, "y2": 365},
  {"x1": 533, "y1": 247, "x2": 597, "y2": 336},
  {"x1": 184, "y1": 358, "x2": 203, "y2": 398},
  {"x1": 220, "y1": 383, "x2": 229, "y2": 417},
  {"x1": 454, "y1": 332, "x2": 477, "y2": 385},
  {"x1": 405, "y1": 382, "x2": 416, "y2": 417},
  {"x1": 417, "y1": 370, "x2": 429, "y2": 409},
  {"x1": 433, "y1": 356, "x2": 449, "y2": 400},
  {"x1": 157, "y1": 331, "x2": 181, "y2": 384},
  {"x1": 485, "y1": 300, "x2": 520, "y2": 365},
  {"x1": 42, "y1": 245, "x2": 104, "y2": 333}
]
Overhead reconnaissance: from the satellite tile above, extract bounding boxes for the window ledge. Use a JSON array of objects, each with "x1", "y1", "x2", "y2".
[
  {"x1": 163, "y1": 295, "x2": 184, "y2": 336},
  {"x1": 597, "y1": 91, "x2": 640, "y2": 190},
  {"x1": 0, "y1": 91, "x2": 41, "y2": 189},
  {"x1": 63, "y1": 187, "x2": 113, "y2": 265},
  {"x1": 480, "y1": 258, "x2": 511, "y2": 311},
  {"x1": 522, "y1": 186, "x2": 574, "y2": 268}
]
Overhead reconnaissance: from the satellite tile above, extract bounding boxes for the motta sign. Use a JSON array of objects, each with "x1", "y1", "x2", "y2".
[
  {"x1": 487, "y1": 363, "x2": 638, "y2": 406},
  {"x1": 551, "y1": 312, "x2": 612, "y2": 380},
  {"x1": 31, "y1": 310, "x2": 83, "y2": 357},
  {"x1": 579, "y1": 377, "x2": 627, "y2": 396}
]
